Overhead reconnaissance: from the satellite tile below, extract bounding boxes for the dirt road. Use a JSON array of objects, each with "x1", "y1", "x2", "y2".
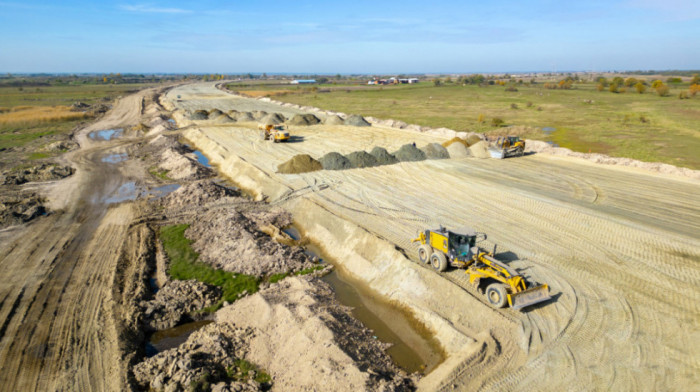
[
  {"x1": 0, "y1": 92, "x2": 147, "y2": 391},
  {"x1": 168, "y1": 82, "x2": 700, "y2": 391}
]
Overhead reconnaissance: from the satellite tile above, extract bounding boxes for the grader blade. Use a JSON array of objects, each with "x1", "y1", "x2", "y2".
[{"x1": 509, "y1": 284, "x2": 550, "y2": 310}]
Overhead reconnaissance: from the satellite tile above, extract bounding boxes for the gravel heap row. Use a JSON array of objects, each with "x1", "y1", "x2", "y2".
[{"x1": 189, "y1": 108, "x2": 371, "y2": 127}]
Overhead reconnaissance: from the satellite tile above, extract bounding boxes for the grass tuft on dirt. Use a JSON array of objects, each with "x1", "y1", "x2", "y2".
[{"x1": 160, "y1": 224, "x2": 259, "y2": 305}]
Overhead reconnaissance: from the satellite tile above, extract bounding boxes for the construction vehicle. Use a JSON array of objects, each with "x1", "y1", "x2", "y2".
[
  {"x1": 489, "y1": 136, "x2": 525, "y2": 159},
  {"x1": 411, "y1": 226, "x2": 550, "y2": 310},
  {"x1": 258, "y1": 123, "x2": 290, "y2": 143}
]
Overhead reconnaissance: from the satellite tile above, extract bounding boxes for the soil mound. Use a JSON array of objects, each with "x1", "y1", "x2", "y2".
[
  {"x1": 140, "y1": 280, "x2": 221, "y2": 331},
  {"x1": 393, "y1": 143, "x2": 426, "y2": 162},
  {"x1": 469, "y1": 140, "x2": 491, "y2": 158},
  {"x1": 288, "y1": 113, "x2": 321, "y2": 126},
  {"x1": 369, "y1": 146, "x2": 399, "y2": 165},
  {"x1": 345, "y1": 151, "x2": 378, "y2": 168},
  {"x1": 185, "y1": 209, "x2": 316, "y2": 277},
  {"x1": 260, "y1": 112, "x2": 285, "y2": 125},
  {"x1": 251, "y1": 110, "x2": 268, "y2": 120},
  {"x1": 344, "y1": 114, "x2": 371, "y2": 127},
  {"x1": 190, "y1": 110, "x2": 209, "y2": 120},
  {"x1": 42, "y1": 140, "x2": 78, "y2": 152},
  {"x1": 208, "y1": 109, "x2": 224, "y2": 117},
  {"x1": 442, "y1": 137, "x2": 469, "y2": 148},
  {"x1": 446, "y1": 142, "x2": 471, "y2": 158},
  {"x1": 277, "y1": 154, "x2": 322, "y2": 174},
  {"x1": 211, "y1": 114, "x2": 236, "y2": 124},
  {"x1": 133, "y1": 323, "x2": 260, "y2": 391},
  {"x1": 319, "y1": 152, "x2": 353, "y2": 170},
  {"x1": 158, "y1": 148, "x2": 213, "y2": 180},
  {"x1": 2, "y1": 164, "x2": 74, "y2": 185},
  {"x1": 324, "y1": 115, "x2": 345, "y2": 125},
  {"x1": 466, "y1": 133, "x2": 483, "y2": 146},
  {"x1": 0, "y1": 192, "x2": 45, "y2": 228},
  {"x1": 216, "y1": 277, "x2": 416, "y2": 391},
  {"x1": 226, "y1": 109, "x2": 238, "y2": 116},
  {"x1": 234, "y1": 111, "x2": 255, "y2": 122},
  {"x1": 163, "y1": 180, "x2": 239, "y2": 209},
  {"x1": 420, "y1": 143, "x2": 450, "y2": 159}
]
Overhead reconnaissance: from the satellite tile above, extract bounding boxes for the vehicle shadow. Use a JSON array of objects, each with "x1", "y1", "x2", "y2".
[{"x1": 287, "y1": 136, "x2": 305, "y2": 143}]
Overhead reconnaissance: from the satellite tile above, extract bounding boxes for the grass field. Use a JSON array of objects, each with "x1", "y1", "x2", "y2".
[
  {"x1": 0, "y1": 83, "x2": 155, "y2": 156},
  {"x1": 229, "y1": 81, "x2": 700, "y2": 169}
]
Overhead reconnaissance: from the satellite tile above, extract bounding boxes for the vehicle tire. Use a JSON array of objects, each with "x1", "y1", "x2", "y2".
[
  {"x1": 430, "y1": 252, "x2": 448, "y2": 272},
  {"x1": 418, "y1": 245, "x2": 432, "y2": 264},
  {"x1": 485, "y1": 283, "x2": 508, "y2": 308}
]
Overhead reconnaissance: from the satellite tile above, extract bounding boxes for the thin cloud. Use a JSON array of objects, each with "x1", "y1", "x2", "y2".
[{"x1": 120, "y1": 4, "x2": 191, "y2": 14}]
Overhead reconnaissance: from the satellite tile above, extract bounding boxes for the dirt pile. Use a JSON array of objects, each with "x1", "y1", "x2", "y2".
[
  {"x1": 140, "y1": 280, "x2": 221, "y2": 331},
  {"x1": 251, "y1": 110, "x2": 268, "y2": 120},
  {"x1": 42, "y1": 140, "x2": 79, "y2": 152},
  {"x1": 345, "y1": 151, "x2": 378, "y2": 168},
  {"x1": 216, "y1": 277, "x2": 416, "y2": 391},
  {"x1": 319, "y1": 152, "x2": 353, "y2": 170},
  {"x1": 212, "y1": 114, "x2": 237, "y2": 124},
  {"x1": 288, "y1": 113, "x2": 321, "y2": 126},
  {"x1": 190, "y1": 110, "x2": 209, "y2": 120},
  {"x1": 208, "y1": 109, "x2": 224, "y2": 118},
  {"x1": 2, "y1": 164, "x2": 74, "y2": 185},
  {"x1": 133, "y1": 324, "x2": 264, "y2": 391},
  {"x1": 158, "y1": 148, "x2": 213, "y2": 180},
  {"x1": 393, "y1": 144, "x2": 427, "y2": 162},
  {"x1": 185, "y1": 208, "x2": 316, "y2": 277},
  {"x1": 420, "y1": 143, "x2": 450, "y2": 159},
  {"x1": 0, "y1": 192, "x2": 46, "y2": 228},
  {"x1": 345, "y1": 114, "x2": 371, "y2": 127},
  {"x1": 234, "y1": 112, "x2": 255, "y2": 122},
  {"x1": 370, "y1": 146, "x2": 399, "y2": 165},
  {"x1": 324, "y1": 115, "x2": 345, "y2": 125},
  {"x1": 277, "y1": 154, "x2": 322, "y2": 174},
  {"x1": 260, "y1": 112, "x2": 285, "y2": 125},
  {"x1": 446, "y1": 142, "x2": 471, "y2": 158},
  {"x1": 163, "y1": 180, "x2": 240, "y2": 209},
  {"x1": 466, "y1": 133, "x2": 483, "y2": 146},
  {"x1": 469, "y1": 140, "x2": 491, "y2": 158}
]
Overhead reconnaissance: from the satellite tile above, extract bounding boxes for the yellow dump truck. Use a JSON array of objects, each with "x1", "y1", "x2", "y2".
[
  {"x1": 258, "y1": 123, "x2": 290, "y2": 143},
  {"x1": 412, "y1": 226, "x2": 550, "y2": 310}
]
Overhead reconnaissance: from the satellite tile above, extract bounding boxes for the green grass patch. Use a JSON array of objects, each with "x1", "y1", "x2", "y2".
[
  {"x1": 28, "y1": 152, "x2": 50, "y2": 160},
  {"x1": 246, "y1": 82, "x2": 700, "y2": 169},
  {"x1": 160, "y1": 224, "x2": 259, "y2": 307},
  {"x1": 267, "y1": 272, "x2": 289, "y2": 284},
  {"x1": 149, "y1": 166, "x2": 170, "y2": 180},
  {"x1": 295, "y1": 265, "x2": 325, "y2": 276},
  {"x1": 227, "y1": 359, "x2": 272, "y2": 385}
]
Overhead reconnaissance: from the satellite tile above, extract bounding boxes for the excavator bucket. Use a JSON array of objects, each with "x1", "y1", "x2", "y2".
[{"x1": 508, "y1": 284, "x2": 550, "y2": 310}]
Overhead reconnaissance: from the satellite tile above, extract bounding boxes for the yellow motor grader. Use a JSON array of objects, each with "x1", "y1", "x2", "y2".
[
  {"x1": 412, "y1": 226, "x2": 550, "y2": 310},
  {"x1": 258, "y1": 123, "x2": 290, "y2": 143}
]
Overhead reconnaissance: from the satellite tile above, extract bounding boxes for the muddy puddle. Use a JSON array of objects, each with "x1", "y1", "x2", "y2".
[
  {"x1": 284, "y1": 227, "x2": 444, "y2": 374},
  {"x1": 101, "y1": 153, "x2": 128, "y2": 163},
  {"x1": 103, "y1": 181, "x2": 180, "y2": 204},
  {"x1": 89, "y1": 128, "x2": 123, "y2": 141},
  {"x1": 145, "y1": 320, "x2": 213, "y2": 357}
]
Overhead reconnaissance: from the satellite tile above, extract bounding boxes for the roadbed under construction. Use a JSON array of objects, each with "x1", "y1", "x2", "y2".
[{"x1": 163, "y1": 81, "x2": 700, "y2": 391}]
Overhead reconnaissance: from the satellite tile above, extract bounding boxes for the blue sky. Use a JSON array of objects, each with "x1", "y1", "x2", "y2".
[{"x1": 1, "y1": 0, "x2": 698, "y2": 73}]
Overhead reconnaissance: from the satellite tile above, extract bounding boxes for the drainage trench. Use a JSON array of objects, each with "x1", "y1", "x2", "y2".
[{"x1": 153, "y1": 144, "x2": 445, "y2": 374}]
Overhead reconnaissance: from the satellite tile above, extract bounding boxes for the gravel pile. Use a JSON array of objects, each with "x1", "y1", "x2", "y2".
[
  {"x1": 251, "y1": 110, "x2": 268, "y2": 120},
  {"x1": 370, "y1": 146, "x2": 399, "y2": 165},
  {"x1": 234, "y1": 112, "x2": 255, "y2": 122},
  {"x1": 469, "y1": 140, "x2": 491, "y2": 158},
  {"x1": 466, "y1": 134, "x2": 484, "y2": 146},
  {"x1": 420, "y1": 143, "x2": 450, "y2": 159},
  {"x1": 288, "y1": 113, "x2": 321, "y2": 126},
  {"x1": 190, "y1": 110, "x2": 209, "y2": 120},
  {"x1": 162, "y1": 180, "x2": 240, "y2": 209},
  {"x1": 345, "y1": 151, "x2": 378, "y2": 168},
  {"x1": 208, "y1": 109, "x2": 224, "y2": 117},
  {"x1": 393, "y1": 143, "x2": 427, "y2": 162},
  {"x1": 344, "y1": 114, "x2": 371, "y2": 127},
  {"x1": 446, "y1": 142, "x2": 471, "y2": 158},
  {"x1": 212, "y1": 114, "x2": 236, "y2": 124},
  {"x1": 277, "y1": 154, "x2": 323, "y2": 174},
  {"x1": 140, "y1": 280, "x2": 221, "y2": 331},
  {"x1": 319, "y1": 152, "x2": 353, "y2": 170},
  {"x1": 324, "y1": 115, "x2": 345, "y2": 125},
  {"x1": 260, "y1": 112, "x2": 285, "y2": 125}
]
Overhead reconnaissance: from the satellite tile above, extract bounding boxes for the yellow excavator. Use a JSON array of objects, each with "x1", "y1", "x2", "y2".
[
  {"x1": 489, "y1": 136, "x2": 525, "y2": 158},
  {"x1": 258, "y1": 123, "x2": 290, "y2": 143},
  {"x1": 412, "y1": 226, "x2": 550, "y2": 310}
]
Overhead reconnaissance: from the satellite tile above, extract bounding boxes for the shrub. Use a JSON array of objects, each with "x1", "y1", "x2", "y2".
[
  {"x1": 526, "y1": 101, "x2": 533, "y2": 107},
  {"x1": 691, "y1": 74, "x2": 700, "y2": 85},
  {"x1": 505, "y1": 85, "x2": 518, "y2": 92},
  {"x1": 491, "y1": 117, "x2": 504, "y2": 127},
  {"x1": 666, "y1": 77, "x2": 682, "y2": 84},
  {"x1": 619, "y1": 87, "x2": 627, "y2": 93},
  {"x1": 655, "y1": 84, "x2": 670, "y2": 97},
  {"x1": 477, "y1": 113, "x2": 485, "y2": 123},
  {"x1": 510, "y1": 103, "x2": 518, "y2": 109},
  {"x1": 612, "y1": 76, "x2": 625, "y2": 86},
  {"x1": 609, "y1": 83, "x2": 619, "y2": 93},
  {"x1": 624, "y1": 77, "x2": 638, "y2": 87},
  {"x1": 596, "y1": 83, "x2": 605, "y2": 92},
  {"x1": 639, "y1": 115, "x2": 648, "y2": 123},
  {"x1": 689, "y1": 84, "x2": 700, "y2": 97},
  {"x1": 596, "y1": 76, "x2": 608, "y2": 86},
  {"x1": 433, "y1": 78, "x2": 442, "y2": 86},
  {"x1": 537, "y1": 106, "x2": 543, "y2": 111},
  {"x1": 651, "y1": 79, "x2": 664, "y2": 88},
  {"x1": 679, "y1": 91, "x2": 690, "y2": 99},
  {"x1": 635, "y1": 82, "x2": 646, "y2": 94}
]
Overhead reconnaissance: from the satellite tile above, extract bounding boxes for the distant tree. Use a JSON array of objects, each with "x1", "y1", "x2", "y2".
[
  {"x1": 336, "y1": 74, "x2": 341, "y2": 79},
  {"x1": 612, "y1": 76, "x2": 624, "y2": 86},
  {"x1": 635, "y1": 82, "x2": 646, "y2": 94},
  {"x1": 445, "y1": 76, "x2": 452, "y2": 84},
  {"x1": 530, "y1": 78, "x2": 536, "y2": 84},
  {"x1": 624, "y1": 77, "x2": 638, "y2": 87},
  {"x1": 433, "y1": 78, "x2": 442, "y2": 86},
  {"x1": 651, "y1": 79, "x2": 664, "y2": 88},
  {"x1": 666, "y1": 77, "x2": 682, "y2": 84},
  {"x1": 596, "y1": 76, "x2": 608, "y2": 86},
  {"x1": 317, "y1": 77, "x2": 329, "y2": 84},
  {"x1": 655, "y1": 84, "x2": 670, "y2": 96},
  {"x1": 691, "y1": 74, "x2": 700, "y2": 85}
]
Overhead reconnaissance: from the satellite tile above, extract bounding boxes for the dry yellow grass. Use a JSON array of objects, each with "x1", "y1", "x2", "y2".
[
  {"x1": 240, "y1": 90, "x2": 290, "y2": 98},
  {"x1": 0, "y1": 106, "x2": 88, "y2": 126}
]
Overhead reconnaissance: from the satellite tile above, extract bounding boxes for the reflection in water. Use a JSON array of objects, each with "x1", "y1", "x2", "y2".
[
  {"x1": 101, "y1": 153, "x2": 128, "y2": 163},
  {"x1": 89, "y1": 129, "x2": 123, "y2": 141}
]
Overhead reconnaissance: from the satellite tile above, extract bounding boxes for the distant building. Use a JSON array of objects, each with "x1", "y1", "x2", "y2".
[{"x1": 290, "y1": 79, "x2": 316, "y2": 84}]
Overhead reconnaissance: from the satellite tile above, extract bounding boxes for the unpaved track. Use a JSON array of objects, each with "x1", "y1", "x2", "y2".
[
  {"x1": 0, "y1": 91, "x2": 148, "y2": 391},
  {"x1": 169, "y1": 82, "x2": 700, "y2": 391}
]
